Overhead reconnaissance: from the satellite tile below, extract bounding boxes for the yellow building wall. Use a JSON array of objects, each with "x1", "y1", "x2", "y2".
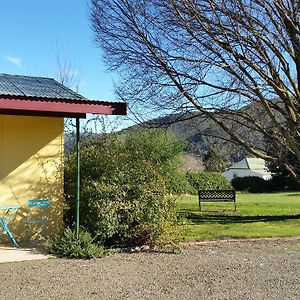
[{"x1": 0, "y1": 115, "x2": 64, "y2": 244}]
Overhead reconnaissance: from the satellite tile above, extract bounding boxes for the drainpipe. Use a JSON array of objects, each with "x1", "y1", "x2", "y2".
[{"x1": 76, "y1": 117, "x2": 80, "y2": 238}]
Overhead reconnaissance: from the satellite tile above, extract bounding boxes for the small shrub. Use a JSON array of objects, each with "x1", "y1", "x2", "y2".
[
  {"x1": 45, "y1": 228, "x2": 105, "y2": 259},
  {"x1": 186, "y1": 172, "x2": 232, "y2": 193},
  {"x1": 231, "y1": 176, "x2": 268, "y2": 193}
]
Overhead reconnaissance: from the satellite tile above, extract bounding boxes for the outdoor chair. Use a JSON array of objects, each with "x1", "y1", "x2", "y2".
[{"x1": 24, "y1": 198, "x2": 51, "y2": 241}]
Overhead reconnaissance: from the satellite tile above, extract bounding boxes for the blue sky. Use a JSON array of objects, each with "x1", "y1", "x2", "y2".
[{"x1": 0, "y1": 0, "x2": 117, "y2": 101}]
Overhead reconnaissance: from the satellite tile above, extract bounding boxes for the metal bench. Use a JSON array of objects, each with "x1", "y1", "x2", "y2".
[{"x1": 198, "y1": 190, "x2": 236, "y2": 211}]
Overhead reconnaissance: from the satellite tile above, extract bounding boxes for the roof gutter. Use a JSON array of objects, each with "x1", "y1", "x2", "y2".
[{"x1": 0, "y1": 96, "x2": 127, "y2": 117}]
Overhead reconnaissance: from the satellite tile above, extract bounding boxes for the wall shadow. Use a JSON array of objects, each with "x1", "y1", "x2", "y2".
[
  {"x1": 0, "y1": 115, "x2": 64, "y2": 244},
  {"x1": 0, "y1": 153, "x2": 64, "y2": 244}
]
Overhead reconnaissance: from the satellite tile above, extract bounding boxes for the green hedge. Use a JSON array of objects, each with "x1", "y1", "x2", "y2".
[
  {"x1": 231, "y1": 176, "x2": 268, "y2": 193},
  {"x1": 186, "y1": 172, "x2": 232, "y2": 194}
]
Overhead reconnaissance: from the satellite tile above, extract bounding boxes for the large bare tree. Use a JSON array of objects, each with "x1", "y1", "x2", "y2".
[{"x1": 90, "y1": 0, "x2": 300, "y2": 179}]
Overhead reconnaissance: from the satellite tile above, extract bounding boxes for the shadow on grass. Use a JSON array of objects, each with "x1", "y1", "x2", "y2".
[
  {"x1": 286, "y1": 193, "x2": 300, "y2": 197},
  {"x1": 179, "y1": 212, "x2": 300, "y2": 225}
]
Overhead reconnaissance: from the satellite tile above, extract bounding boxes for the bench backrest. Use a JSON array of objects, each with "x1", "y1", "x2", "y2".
[{"x1": 198, "y1": 190, "x2": 236, "y2": 202}]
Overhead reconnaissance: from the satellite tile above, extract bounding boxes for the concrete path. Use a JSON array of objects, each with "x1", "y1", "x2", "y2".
[{"x1": 0, "y1": 242, "x2": 53, "y2": 263}]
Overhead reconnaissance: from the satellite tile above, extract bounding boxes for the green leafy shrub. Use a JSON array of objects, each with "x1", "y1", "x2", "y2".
[
  {"x1": 45, "y1": 228, "x2": 105, "y2": 259},
  {"x1": 231, "y1": 176, "x2": 268, "y2": 193},
  {"x1": 186, "y1": 172, "x2": 232, "y2": 193},
  {"x1": 165, "y1": 172, "x2": 196, "y2": 195},
  {"x1": 64, "y1": 130, "x2": 176, "y2": 247},
  {"x1": 124, "y1": 128, "x2": 187, "y2": 195}
]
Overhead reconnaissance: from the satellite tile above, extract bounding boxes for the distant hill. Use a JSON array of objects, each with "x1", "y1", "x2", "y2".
[{"x1": 125, "y1": 106, "x2": 268, "y2": 167}]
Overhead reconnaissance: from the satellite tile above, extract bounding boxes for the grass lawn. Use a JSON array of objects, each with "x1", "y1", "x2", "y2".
[{"x1": 174, "y1": 192, "x2": 300, "y2": 242}]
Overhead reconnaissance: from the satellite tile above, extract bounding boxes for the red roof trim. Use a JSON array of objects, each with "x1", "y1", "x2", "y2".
[{"x1": 0, "y1": 96, "x2": 127, "y2": 117}]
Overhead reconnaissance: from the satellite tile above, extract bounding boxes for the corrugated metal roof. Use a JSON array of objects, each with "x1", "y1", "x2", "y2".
[
  {"x1": 0, "y1": 74, "x2": 127, "y2": 117},
  {"x1": 246, "y1": 158, "x2": 267, "y2": 170},
  {"x1": 228, "y1": 158, "x2": 249, "y2": 169},
  {"x1": 228, "y1": 157, "x2": 267, "y2": 170},
  {"x1": 0, "y1": 73, "x2": 86, "y2": 100}
]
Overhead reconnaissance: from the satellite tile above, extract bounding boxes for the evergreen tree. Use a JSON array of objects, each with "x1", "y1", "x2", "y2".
[{"x1": 203, "y1": 148, "x2": 226, "y2": 173}]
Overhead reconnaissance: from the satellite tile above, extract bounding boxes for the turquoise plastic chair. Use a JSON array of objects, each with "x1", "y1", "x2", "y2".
[{"x1": 25, "y1": 199, "x2": 51, "y2": 240}]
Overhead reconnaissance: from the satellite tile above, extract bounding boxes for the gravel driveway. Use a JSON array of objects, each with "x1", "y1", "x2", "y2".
[{"x1": 0, "y1": 238, "x2": 299, "y2": 300}]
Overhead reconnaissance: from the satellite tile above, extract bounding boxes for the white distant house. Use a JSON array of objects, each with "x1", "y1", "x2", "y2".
[{"x1": 223, "y1": 157, "x2": 272, "y2": 181}]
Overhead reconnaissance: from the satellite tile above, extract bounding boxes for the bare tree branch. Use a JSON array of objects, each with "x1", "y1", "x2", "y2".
[{"x1": 90, "y1": 0, "x2": 300, "y2": 179}]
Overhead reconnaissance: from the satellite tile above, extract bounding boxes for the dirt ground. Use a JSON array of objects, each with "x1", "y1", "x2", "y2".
[{"x1": 0, "y1": 238, "x2": 299, "y2": 300}]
